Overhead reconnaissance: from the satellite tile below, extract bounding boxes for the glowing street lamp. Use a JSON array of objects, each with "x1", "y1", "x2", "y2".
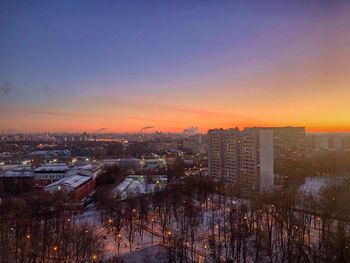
[
  {"x1": 167, "y1": 231, "x2": 172, "y2": 245},
  {"x1": 117, "y1": 233, "x2": 122, "y2": 253},
  {"x1": 204, "y1": 244, "x2": 208, "y2": 260}
]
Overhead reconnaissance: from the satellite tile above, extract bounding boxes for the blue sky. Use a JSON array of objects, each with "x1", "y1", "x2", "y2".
[{"x1": 1, "y1": 1, "x2": 350, "y2": 132}]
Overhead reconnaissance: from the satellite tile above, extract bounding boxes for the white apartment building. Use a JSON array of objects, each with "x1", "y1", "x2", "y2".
[
  {"x1": 240, "y1": 128, "x2": 274, "y2": 192},
  {"x1": 208, "y1": 128, "x2": 274, "y2": 192}
]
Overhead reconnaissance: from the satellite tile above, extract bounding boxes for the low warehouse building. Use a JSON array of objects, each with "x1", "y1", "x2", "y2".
[{"x1": 45, "y1": 175, "x2": 95, "y2": 203}]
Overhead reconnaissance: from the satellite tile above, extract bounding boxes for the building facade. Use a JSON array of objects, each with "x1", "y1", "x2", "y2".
[
  {"x1": 208, "y1": 128, "x2": 240, "y2": 183},
  {"x1": 240, "y1": 128, "x2": 274, "y2": 192},
  {"x1": 208, "y1": 128, "x2": 274, "y2": 192},
  {"x1": 34, "y1": 163, "x2": 69, "y2": 186}
]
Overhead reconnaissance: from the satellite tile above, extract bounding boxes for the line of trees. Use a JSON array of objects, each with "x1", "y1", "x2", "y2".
[
  {"x1": 0, "y1": 191, "x2": 103, "y2": 263},
  {"x1": 96, "y1": 175, "x2": 350, "y2": 262}
]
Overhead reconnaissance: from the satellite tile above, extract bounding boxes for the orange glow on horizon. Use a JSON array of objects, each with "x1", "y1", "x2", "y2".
[
  {"x1": 2, "y1": 100, "x2": 350, "y2": 134},
  {"x1": 1, "y1": 2, "x2": 350, "y2": 134}
]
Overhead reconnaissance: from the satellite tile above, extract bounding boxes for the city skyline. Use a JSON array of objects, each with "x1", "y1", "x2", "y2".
[{"x1": 1, "y1": 1, "x2": 350, "y2": 133}]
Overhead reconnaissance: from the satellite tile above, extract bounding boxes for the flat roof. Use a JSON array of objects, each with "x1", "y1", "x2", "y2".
[
  {"x1": 0, "y1": 170, "x2": 34, "y2": 178},
  {"x1": 46, "y1": 175, "x2": 91, "y2": 189},
  {"x1": 35, "y1": 163, "x2": 68, "y2": 172},
  {"x1": 63, "y1": 175, "x2": 91, "y2": 188},
  {"x1": 77, "y1": 163, "x2": 101, "y2": 171}
]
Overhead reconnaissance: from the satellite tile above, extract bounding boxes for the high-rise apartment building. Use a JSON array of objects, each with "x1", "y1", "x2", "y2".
[
  {"x1": 208, "y1": 126, "x2": 306, "y2": 192},
  {"x1": 208, "y1": 129, "x2": 222, "y2": 180},
  {"x1": 222, "y1": 129, "x2": 240, "y2": 183},
  {"x1": 208, "y1": 128, "x2": 240, "y2": 183},
  {"x1": 240, "y1": 128, "x2": 274, "y2": 192}
]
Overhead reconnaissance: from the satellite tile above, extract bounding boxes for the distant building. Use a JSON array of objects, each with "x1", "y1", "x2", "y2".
[
  {"x1": 29, "y1": 149, "x2": 71, "y2": 157},
  {"x1": 143, "y1": 157, "x2": 166, "y2": 170},
  {"x1": 148, "y1": 142, "x2": 178, "y2": 152},
  {"x1": 0, "y1": 164, "x2": 32, "y2": 171},
  {"x1": 183, "y1": 127, "x2": 198, "y2": 137},
  {"x1": 101, "y1": 158, "x2": 142, "y2": 170},
  {"x1": 315, "y1": 136, "x2": 330, "y2": 150},
  {"x1": 183, "y1": 134, "x2": 207, "y2": 154},
  {"x1": 305, "y1": 134, "x2": 350, "y2": 157},
  {"x1": 309, "y1": 134, "x2": 350, "y2": 150},
  {"x1": 0, "y1": 168, "x2": 34, "y2": 178},
  {"x1": 80, "y1": 131, "x2": 89, "y2": 141}
]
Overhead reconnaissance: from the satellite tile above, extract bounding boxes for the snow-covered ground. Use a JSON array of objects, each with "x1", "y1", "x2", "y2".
[
  {"x1": 117, "y1": 245, "x2": 168, "y2": 263},
  {"x1": 112, "y1": 175, "x2": 167, "y2": 200},
  {"x1": 75, "y1": 204, "x2": 163, "y2": 260},
  {"x1": 73, "y1": 192, "x2": 330, "y2": 263}
]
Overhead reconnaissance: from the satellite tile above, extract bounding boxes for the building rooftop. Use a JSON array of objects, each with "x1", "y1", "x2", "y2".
[
  {"x1": 45, "y1": 175, "x2": 91, "y2": 189},
  {"x1": 35, "y1": 163, "x2": 68, "y2": 172},
  {"x1": 63, "y1": 175, "x2": 91, "y2": 188},
  {"x1": 0, "y1": 169, "x2": 34, "y2": 178},
  {"x1": 77, "y1": 162, "x2": 101, "y2": 171}
]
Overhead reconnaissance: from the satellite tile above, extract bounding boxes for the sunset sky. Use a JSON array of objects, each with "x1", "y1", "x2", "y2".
[{"x1": 1, "y1": 1, "x2": 350, "y2": 133}]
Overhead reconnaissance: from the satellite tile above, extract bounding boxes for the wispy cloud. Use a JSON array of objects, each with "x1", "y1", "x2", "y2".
[
  {"x1": 112, "y1": 101, "x2": 236, "y2": 119},
  {"x1": 36, "y1": 84, "x2": 55, "y2": 95},
  {"x1": 0, "y1": 82, "x2": 14, "y2": 95},
  {"x1": 127, "y1": 115, "x2": 181, "y2": 124},
  {"x1": 156, "y1": 104, "x2": 235, "y2": 118},
  {"x1": 0, "y1": 105, "x2": 102, "y2": 118}
]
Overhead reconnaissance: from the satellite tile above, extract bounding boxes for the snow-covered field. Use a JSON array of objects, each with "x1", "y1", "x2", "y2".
[
  {"x1": 73, "y1": 193, "x2": 332, "y2": 263},
  {"x1": 75, "y1": 204, "x2": 163, "y2": 261}
]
